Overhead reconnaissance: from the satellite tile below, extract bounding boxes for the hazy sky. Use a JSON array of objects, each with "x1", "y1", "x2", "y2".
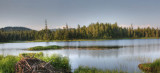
[{"x1": 0, "y1": 0, "x2": 160, "y2": 30}]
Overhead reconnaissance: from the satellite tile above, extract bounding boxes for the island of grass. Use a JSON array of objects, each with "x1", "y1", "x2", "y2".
[
  {"x1": 138, "y1": 59, "x2": 160, "y2": 72},
  {"x1": 28, "y1": 45, "x2": 62, "y2": 50},
  {"x1": 27, "y1": 45, "x2": 124, "y2": 50}
]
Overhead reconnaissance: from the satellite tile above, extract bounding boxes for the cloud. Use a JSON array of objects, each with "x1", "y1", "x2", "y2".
[{"x1": 119, "y1": 24, "x2": 159, "y2": 29}]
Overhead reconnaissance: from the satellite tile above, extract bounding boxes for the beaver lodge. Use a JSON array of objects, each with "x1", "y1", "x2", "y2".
[{"x1": 15, "y1": 55, "x2": 63, "y2": 73}]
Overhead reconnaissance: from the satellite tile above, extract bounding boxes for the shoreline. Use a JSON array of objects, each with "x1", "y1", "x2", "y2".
[{"x1": 0, "y1": 37, "x2": 159, "y2": 43}]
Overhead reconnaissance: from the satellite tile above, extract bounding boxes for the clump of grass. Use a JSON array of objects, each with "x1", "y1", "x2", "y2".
[
  {"x1": 151, "y1": 59, "x2": 160, "y2": 68},
  {"x1": 74, "y1": 66, "x2": 127, "y2": 73},
  {"x1": 139, "y1": 59, "x2": 160, "y2": 72},
  {"x1": 38, "y1": 54, "x2": 71, "y2": 72},
  {"x1": 0, "y1": 55, "x2": 20, "y2": 73},
  {"x1": 28, "y1": 45, "x2": 62, "y2": 50}
]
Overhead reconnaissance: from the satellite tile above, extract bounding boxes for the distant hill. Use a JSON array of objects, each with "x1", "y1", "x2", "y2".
[{"x1": 0, "y1": 27, "x2": 32, "y2": 31}]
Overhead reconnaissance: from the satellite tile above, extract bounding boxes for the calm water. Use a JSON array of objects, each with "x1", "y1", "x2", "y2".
[{"x1": 0, "y1": 39, "x2": 160, "y2": 72}]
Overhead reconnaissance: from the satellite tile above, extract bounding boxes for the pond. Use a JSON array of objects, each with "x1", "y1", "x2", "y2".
[{"x1": 0, "y1": 39, "x2": 160, "y2": 72}]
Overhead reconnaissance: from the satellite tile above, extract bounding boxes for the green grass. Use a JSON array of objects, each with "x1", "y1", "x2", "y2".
[
  {"x1": 28, "y1": 45, "x2": 62, "y2": 50},
  {"x1": 150, "y1": 59, "x2": 160, "y2": 70},
  {"x1": 0, "y1": 55, "x2": 20, "y2": 73},
  {"x1": 74, "y1": 66, "x2": 128, "y2": 73}
]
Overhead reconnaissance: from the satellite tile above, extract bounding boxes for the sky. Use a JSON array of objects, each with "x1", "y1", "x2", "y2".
[{"x1": 0, "y1": 0, "x2": 160, "y2": 30}]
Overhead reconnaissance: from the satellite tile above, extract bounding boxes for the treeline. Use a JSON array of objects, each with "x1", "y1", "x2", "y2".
[{"x1": 0, "y1": 22, "x2": 159, "y2": 42}]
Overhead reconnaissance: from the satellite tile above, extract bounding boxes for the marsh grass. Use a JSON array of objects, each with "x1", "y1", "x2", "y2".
[
  {"x1": 150, "y1": 59, "x2": 160, "y2": 68},
  {"x1": 139, "y1": 59, "x2": 160, "y2": 72},
  {"x1": 74, "y1": 66, "x2": 128, "y2": 73},
  {"x1": 28, "y1": 45, "x2": 61, "y2": 50}
]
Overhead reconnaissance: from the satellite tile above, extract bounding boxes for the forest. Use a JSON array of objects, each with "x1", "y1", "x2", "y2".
[{"x1": 0, "y1": 22, "x2": 159, "y2": 42}]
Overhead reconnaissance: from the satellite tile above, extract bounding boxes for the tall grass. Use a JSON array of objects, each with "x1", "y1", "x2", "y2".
[
  {"x1": 139, "y1": 58, "x2": 160, "y2": 72},
  {"x1": 0, "y1": 55, "x2": 20, "y2": 73},
  {"x1": 150, "y1": 59, "x2": 160, "y2": 68}
]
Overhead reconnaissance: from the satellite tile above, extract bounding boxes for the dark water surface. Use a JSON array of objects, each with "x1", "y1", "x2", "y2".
[{"x1": 0, "y1": 39, "x2": 160, "y2": 72}]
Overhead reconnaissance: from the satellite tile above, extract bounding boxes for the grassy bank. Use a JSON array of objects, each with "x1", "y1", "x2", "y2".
[
  {"x1": 0, "y1": 37, "x2": 159, "y2": 44},
  {"x1": 0, "y1": 52, "x2": 71, "y2": 73},
  {"x1": 26, "y1": 37, "x2": 160, "y2": 42},
  {"x1": 138, "y1": 59, "x2": 160, "y2": 72},
  {"x1": 74, "y1": 66, "x2": 128, "y2": 73}
]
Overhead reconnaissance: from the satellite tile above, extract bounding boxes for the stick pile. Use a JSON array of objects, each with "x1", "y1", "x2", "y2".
[{"x1": 15, "y1": 55, "x2": 56, "y2": 73}]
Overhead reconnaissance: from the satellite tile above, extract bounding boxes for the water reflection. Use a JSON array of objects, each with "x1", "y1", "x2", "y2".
[{"x1": 0, "y1": 39, "x2": 160, "y2": 72}]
